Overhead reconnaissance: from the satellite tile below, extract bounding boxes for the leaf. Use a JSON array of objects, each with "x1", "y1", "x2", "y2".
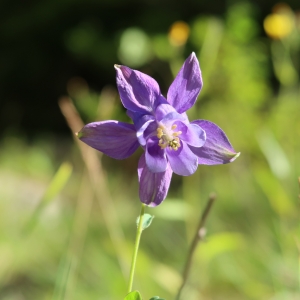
[
  {"x1": 43, "y1": 162, "x2": 73, "y2": 204},
  {"x1": 23, "y1": 161, "x2": 73, "y2": 234},
  {"x1": 149, "y1": 297, "x2": 165, "y2": 300},
  {"x1": 136, "y1": 214, "x2": 154, "y2": 230},
  {"x1": 124, "y1": 290, "x2": 142, "y2": 300},
  {"x1": 51, "y1": 253, "x2": 72, "y2": 300}
]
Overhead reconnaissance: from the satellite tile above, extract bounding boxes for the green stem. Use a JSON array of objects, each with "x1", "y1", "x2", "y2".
[{"x1": 127, "y1": 203, "x2": 146, "y2": 294}]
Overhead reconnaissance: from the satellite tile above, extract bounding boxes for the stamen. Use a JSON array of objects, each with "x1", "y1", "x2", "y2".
[
  {"x1": 156, "y1": 124, "x2": 182, "y2": 151},
  {"x1": 156, "y1": 127, "x2": 164, "y2": 139},
  {"x1": 168, "y1": 137, "x2": 181, "y2": 150},
  {"x1": 172, "y1": 131, "x2": 182, "y2": 137}
]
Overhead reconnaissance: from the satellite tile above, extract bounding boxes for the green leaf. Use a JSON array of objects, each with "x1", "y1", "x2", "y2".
[
  {"x1": 43, "y1": 162, "x2": 73, "y2": 204},
  {"x1": 136, "y1": 214, "x2": 154, "y2": 230},
  {"x1": 124, "y1": 290, "x2": 142, "y2": 300},
  {"x1": 149, "y1": 297, "x2": 165, "y2": 300},
  {"x1": 51, "y1": 253, "x2": 72, "y2": 300},
  {"x1": 23, "y1": 161, "x2": 73, "y2": 234}
]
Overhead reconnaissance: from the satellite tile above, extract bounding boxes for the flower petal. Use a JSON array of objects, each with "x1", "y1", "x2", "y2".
[
  {"x1": 132, "y1": 114, "x2": 155, "y2": 146},
  {"x1": 166, "y1": 141, "x2": 198, "y2": 176},
  {"x1": 78, "y1": 121, "x2": 139, "y2": 159},
  {"x1": 160, "y1": 111, "x2": 187, "y2": 127},
  {"x1": 143, "y1": 121, "x2": 158, "y2": 143},
  {"x1": 167, "y1": 52, "x2": 203, "y2": 113},
  {"x1": 174, "y1": 121, "x2": 206, "y2": 147},
  {"x1": 155, "y1": 103, "x2": 177, "y2": 121},
  {"x1": 190, "y1": 120, "x2": 240, "y2": 164},
  {"x1": 145, "y1": 137, "x2": 168, "y2": 173},
  {"x1": 115, "y1": 65, "x2": 163, "y2": 114},
  {"x1": 138, "y1": 154, "x2": 172, "y2": 206}
]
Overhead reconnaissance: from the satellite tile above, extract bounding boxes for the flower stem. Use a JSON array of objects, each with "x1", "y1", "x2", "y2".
[
  {"x1": 175, "y1": 193, "x2": 217, "y2": 300},
  {"x1": 127, "y1": 203, "x2": 146, "y2": 294}
]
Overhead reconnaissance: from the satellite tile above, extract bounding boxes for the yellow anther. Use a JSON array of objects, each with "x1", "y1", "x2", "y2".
[
  {"x1": 157, "y1": 127, "x2": 163, "y2": 139},
  {"x1": 171, "y1": 124, "x2": 177, "y2": 130},
  {"x1": 168, "y1": 137, "x2": 181, "y2": 150},
  {"x1": 172, "y1": 131, "x2": 182, "y2": 137}
]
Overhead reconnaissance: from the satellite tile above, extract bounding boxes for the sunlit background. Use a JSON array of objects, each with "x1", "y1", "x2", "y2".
[{"x1": 1, "y1": 0, "x2": 300, "y2": 299}]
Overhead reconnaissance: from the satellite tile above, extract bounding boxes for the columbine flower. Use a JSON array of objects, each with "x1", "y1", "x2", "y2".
[{"x1": 78, "y1": 53, "x2": 239, "y2": 206}]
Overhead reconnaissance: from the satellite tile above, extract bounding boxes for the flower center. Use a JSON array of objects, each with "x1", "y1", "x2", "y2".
[{"x1": 156, "y1": 124, "x2": 182, "y2": 150}]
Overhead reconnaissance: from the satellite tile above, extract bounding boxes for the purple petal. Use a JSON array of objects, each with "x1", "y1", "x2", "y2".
[
  {"x1": 134, "y1": 115, "x2": 155, "y2": 146},
  {"x1": 155, "y1": 103, "x2": 177, "y2": 121},
  {"x1": 115, "y1": 65, "x2": 163, "y2": 114},
  {"x1": 155, "y1": 106, "x2": 189, "y2": 123},
  {"x1": 145, "y1": 137, "x2": 168, "y2": 173},
  {"x1": 127, "y1": 110, "x2": 158, "y2": 146},
  {"x1": 160, "y1": 111, "x2": 187, "y2": 127},
  {"x1": 126, "y1": 109, "x2": 142, "y2": 121},
  {"x1": 167, "y1": 52, "x2": 203, "y2": 113},
  {"x1": 78, "y1": 121, "x2": 139, "y2": 159},
  {"x1": 138, "y1": 154, "x2": 172, "y2": 206},
  {"x1": 174, "y1": 121, "x2": 206, "y2": 147},
  {"x1": 180, "y1": 112, "x2": 190, "y2": 122},
  {"x1": 143, "y1": 121, "x2": 158, "y2": 143},
  {"x1": 166, "y1": 141, "x2": 198, "y2": 176},
  {"x1": 190, "y1": 120, "x2": 240, "y2": 165}
]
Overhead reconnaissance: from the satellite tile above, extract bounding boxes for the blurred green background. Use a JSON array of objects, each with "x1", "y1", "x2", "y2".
[{"x1": 0, "y1": 0, "x2": 300, "y2": 299}]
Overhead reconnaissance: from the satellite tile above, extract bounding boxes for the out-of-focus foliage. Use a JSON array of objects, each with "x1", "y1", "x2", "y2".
[{"x1": 0, "y1": 1, "x2": 300, "y2": 300}]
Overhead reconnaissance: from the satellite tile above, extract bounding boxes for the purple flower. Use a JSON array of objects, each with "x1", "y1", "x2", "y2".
[{"x1": 78, "y1": 53, "x2": 239, "y2": 206}]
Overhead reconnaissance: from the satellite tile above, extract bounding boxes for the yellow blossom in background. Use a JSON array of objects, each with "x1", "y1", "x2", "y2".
[
  {"x1": 168, "y1": 21, "x2": 190, "y2": 46},
  {"x1": 264, "y1": 14, "x2": 293, "y2": 39},
  {"x1": 263, "y1": 3, "x2": 294, "y2": 39}
]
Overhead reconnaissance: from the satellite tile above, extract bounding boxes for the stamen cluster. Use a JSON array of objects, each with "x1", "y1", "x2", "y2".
[{"x1": 156, "y1": 124, "x2": 182, "y2": 150}]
